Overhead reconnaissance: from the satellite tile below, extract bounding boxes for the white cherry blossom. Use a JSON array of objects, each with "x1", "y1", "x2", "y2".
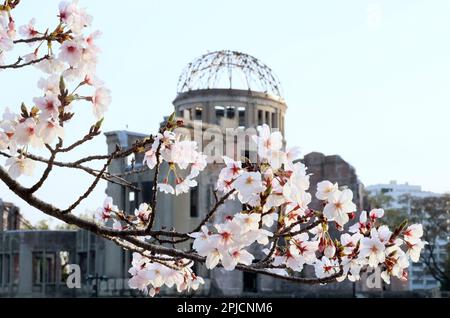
[
  {"x1": 316, "y1": 180, "x2": 338, "y2": 201},
  {"x1": 323, "y1": 189, "x2": 356, "y2": 227},
  {"x1": 5, "y1": 156, "x2": 35, "y2": 179},
  {"x1": 233, "y1": 171, "x2": 264, "y2": 204}
]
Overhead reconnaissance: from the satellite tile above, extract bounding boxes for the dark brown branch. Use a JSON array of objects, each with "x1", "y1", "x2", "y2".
[
  {"x1": 0, "y1": 151, "x2": 138, "y2": 190},
  {"x1": 58, "y1": 132, "x2": 98, "y2": 153},
  {"x1": 13, "y1": 35, "x2": 50, "y2": 44},
  {"x1": 0, "y1": 55, "x2": 49, "y2": 70},
  {"x1": 0, "y1": 165, "x2": 182, "y2": 238},
  {"x1": 258, "y1": 209, "x2": 283, "y2": 265},
  {"x1": 61, "y1": 156, "x2": 113, "y2": 214},
  {"x1": 277, "y1": 219, "x2": 324, "y2": 238},
  {"x1": 28, "y1": 140, "x2": 62, "y2": 193},
  {"x1": 146, "y1": 141, "x2": 163, "y2": 233},
  {"x1": 190, "y1": 189, "x2": 236, "y2": 233}
]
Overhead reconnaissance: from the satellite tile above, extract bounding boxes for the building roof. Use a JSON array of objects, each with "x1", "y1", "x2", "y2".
[{"x1": 177, "y1": 50, "x2": 283, "y2": 98}]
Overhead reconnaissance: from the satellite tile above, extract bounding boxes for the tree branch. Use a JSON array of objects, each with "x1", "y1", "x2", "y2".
[{"x1": 0, "y1": 55, "x2": 49, "y2": 70}]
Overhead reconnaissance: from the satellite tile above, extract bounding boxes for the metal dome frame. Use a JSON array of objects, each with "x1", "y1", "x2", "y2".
[{"x1": 177, "y1": 50, "x2": 283, "y2": 98}]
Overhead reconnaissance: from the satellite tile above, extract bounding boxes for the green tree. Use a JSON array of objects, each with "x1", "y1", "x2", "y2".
[{"x1": 406, "y1": 195, "x2": 450, "y2": 290}]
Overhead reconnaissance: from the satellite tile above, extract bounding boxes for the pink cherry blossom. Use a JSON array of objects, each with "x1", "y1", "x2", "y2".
[{"x1": 91, "y1": 87, "x2": 111, "y2": 119}]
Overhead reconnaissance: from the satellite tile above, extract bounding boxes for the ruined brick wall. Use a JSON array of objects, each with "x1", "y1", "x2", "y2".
[{"x1": 300, "y1": 152, "x2": 367, "y2": 211}]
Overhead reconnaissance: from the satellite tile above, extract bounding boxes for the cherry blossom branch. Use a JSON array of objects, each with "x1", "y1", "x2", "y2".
[
  {"x1": 146, "y1": 141, "x2": 162, "y2": 233},
  {"x1": 0, "y1": 55, "x2": 50, "y2": 70},
  {"x1": 57, "y1": 130, "x2": 99, "y2": 153},
  {"x1": 1, "y1": 165, "x2": 335, "y2": 286},
  {"x1": 0, "y1": 150, "x2": 139, "y2": 190},
  {"x1": 191, "y1": 189, "x2": 236, "y2": 233},
  {"x1": 13, "y1": 35, "x2": 50, "y2": 44},
  {"x1": 277, "y1": 218, "x2": 325, "y2": 238},
  {"x1": 28, "y1": 140, "x2": 62, "y2": 193},
  {"x1": 0, "y1": 165, "x2": 184, "y2": 238},
  {"x1": 61, "y1": 155, "x2": 113, "y2": 214},
  {"x1": 122, "y1": 235, "x2": 345, "y2": 285}
]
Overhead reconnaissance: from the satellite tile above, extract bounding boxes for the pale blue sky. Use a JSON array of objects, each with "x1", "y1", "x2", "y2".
[{"x1": 1, "y1": 0, "x2": 449, "y2": 225}]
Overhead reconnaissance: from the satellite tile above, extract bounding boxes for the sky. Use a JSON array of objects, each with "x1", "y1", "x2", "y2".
[{"x1": 1, "y1": 0, "x2": 450, "y2": 225}]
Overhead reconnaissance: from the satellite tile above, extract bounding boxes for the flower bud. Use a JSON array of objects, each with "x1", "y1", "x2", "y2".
[{"x1": 324, "y1": 244, "x2": 336, "y2": 258}]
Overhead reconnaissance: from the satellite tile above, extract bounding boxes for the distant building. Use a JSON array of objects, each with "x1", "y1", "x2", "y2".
[
  {"x1": 301, "y1": 152, "x2": 368, "y2": 211},
  {"x1": 0, "y1": 199, "x2": 32, "y2": 231},
  {"x1": 366, "y1": 181, "x2": 447, "y2": 291},
  {"x1": 366, "y1": 181, "x2": 440, "y2": 209}
]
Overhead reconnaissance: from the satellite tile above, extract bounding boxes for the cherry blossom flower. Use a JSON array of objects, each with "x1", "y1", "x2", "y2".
[
  {"x1": 175, "y1": 177, "x2": 197, "y2": 195},
  {"x1": 84, "y1": 30, "x2": 102, "y2": 53},
  {"x1": 337, "y1": 257, "x2": 364, "y2": 282},
  {"x1": 291, "y1": 232, "x2": 319, "y2": 264},
  {"x1": 37, "y1": 75, "x2": 60, "y2": 95},
  {"x1": 340, "y1": 232, "x2": 362, "y2": 255},
  {"x1": 162, "y1": 139, "x2": 198, "y2": 170},
  {"x1": 349, "y1": 210, "x2": 369, "y2": 234},
  {"x1": 283, "y1": 184, "x2": 312, "y2": 222},
  {"x1": 324, "y1": 244, "x2": 336, "y2": 258},
  {"x1": 214, "y1": 221, "x2": 242, "y2": 250},
  {"x1": 19, "y1": 18, "x2": 38, "y2": 39},
  {"x1": 95, "y1": 196, "x2": 117, "y2": 222},
  {"x1": 234, "y1": 171, "x2": 264, "y2": 204},
  {"x1": 273, "y1": 245, "x2": 304, "y2": 271},
  {"x1": 0, "y1": 29, "x2": 13, "y2": 51},
  {"x1": 289, "y1": 162, "x2": 310, "y2": 192},
  {"x1": 14, "y1": 118, "x2": 43, "y2": 148},
  {"x1": 143, "y1": 148, "x2": 158, "y2": 169},
  {"x1": 188, "y1": 152, "x2": 207, "y2": 178},
  {"x1": 406, "y1": 239, "x2": 425, "y2": 262},
  {"x1": 0, "y1": 131, "x2": 8, "y2": 150},
  {"x1": 220, "y1": 156, "x2": 242, "y2": 180},
  {"x1": 83, "y1": 73, "x2": 103, "y2": 87},
  {"x1": 252, "y1": 124, "x2": 283, "y2": 159},
  {"x1": 369, "y1": 208, "x2": 384, "y2": 220},
  {"x1": 316, "y1": 180, "x2": 338, "y2": 201},
  {"x1": 59, "y1": 39, "x2": 83, "y2": 66},
  {"x1": 261, "y1": 212, "x2": 278, "y2": 227},
  {"x1": 5, "y1": 156, "x2": 35, "y2": 179},
  {"x1": 403, "y1": 224, "x2": 423, "y2": 244},
  {"x1": 359, "y1": 234, "x2": 386, "y2": 267},
  {"x1": 323, "y1": 189, "x2": 356, "y2": 227},
  {"x1": 157, "y1": 180, "x2": 175, "y2": 195},
  {"x1": 222, "y1": 248, "x2": 254, "y2": 270},
  {"x1": 134, "y1": 203, "x2": 152, "y2": 222},
  {"x1": 35, "y1": 56, "x2": 66, "y2": 74},
  {"x1": 233, "y1": 213, "x2": 261, "y2": 232},
  {"x1": 374, "y1": 225, "x2": 392, "y2": 244},
  {"x1": 37, "y1": 118, "x2": 65, "y2": 144},
  {"x1": 189, "y1": 225, "x2": 214, "y2": 254},
  {"x1": 314, "y1": 256, "x2": 339, "y2": 278},
  {"x1": 284, "y1": 147, "x2": 301, "y2": 169},
  {"x1": 59, "y1": 0, "x2": 93, "y2": 35},
  {"x1": 33, "y1": 95, "x2": 61, "y2": 119},
  {"x1": 205, "y1": 247, "x2": 223, "y2": 269},
  {"x1": 91, "y1": 87, "x2": 111, "y2": 119}
]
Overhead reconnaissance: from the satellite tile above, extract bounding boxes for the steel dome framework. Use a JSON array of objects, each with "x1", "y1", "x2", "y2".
[{"x1": 177, "y1": 50, "x2": 283, "y2": 98}]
